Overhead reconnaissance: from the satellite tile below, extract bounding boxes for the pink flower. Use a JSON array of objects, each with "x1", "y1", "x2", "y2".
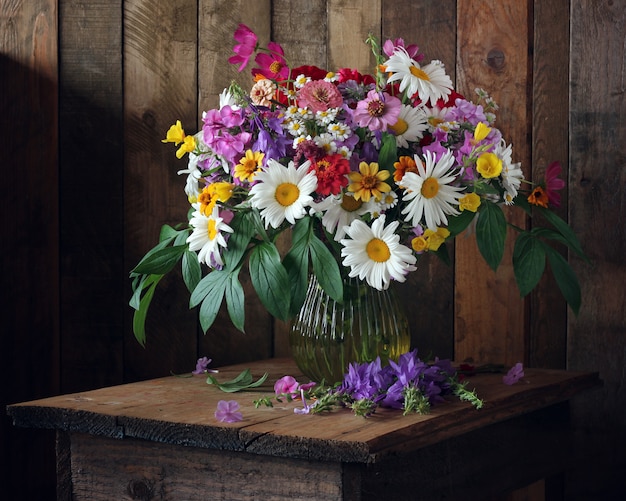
[
  {"x1": 274, "y1": 375, "x2": 299, "y2": 396},
  {"x1": 353, "y1": 90, "x2": 402, "y2": 132},
  {"x1": 192, "y1": 356, "x2": 212, "y2": 374},
  {"x1": 503, "y1": 362, "x2": 525, "y2": 385},
  {"x1": 544, "y1": 161, "x2": 566, "y2": 208},
  {"x1": 214, "y1": 400, "x2": 243, "y2": 423},
  {"x1": 298, "y1": 80, "x2": 343, "y2": 113},
  {"x1": 228, "y1": 24, "x2": 258, "y2": 72},
  {"x1": 383, "y1": 38, "x2": 423, "y2": 62},
  {"x1": 253, "y1": 42, "x2": 289, "y2": 80}
]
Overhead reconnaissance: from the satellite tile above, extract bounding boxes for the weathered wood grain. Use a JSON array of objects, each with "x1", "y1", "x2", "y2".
[{"x1": 454, "y1": 0, "x2": 530, "y2": 366}]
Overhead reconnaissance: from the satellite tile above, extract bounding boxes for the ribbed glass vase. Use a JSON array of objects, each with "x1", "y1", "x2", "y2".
[{"x1": 289, "y1": 275, "x2": 410, "y2": 384}]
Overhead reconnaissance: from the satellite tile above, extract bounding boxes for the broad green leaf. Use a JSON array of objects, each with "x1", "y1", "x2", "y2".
[
  {"x1": 173, "y1": 228, "x2": 191, "y2": 246},
  {"x1": 224, "y1": 210, "x2": 257, "y2": 270},
  {"x1": 310, "y1": 234, "x2": 343, "y2": 302},
  {"x1": 537, "y1": 207, "x2": 588, "y2": 261},
  {"x1": 182, "y1": 250, "x2": 202, "y2": 293},
  {"x1": 190, "y1": 270, "x2": 229, "y2": 308},
  {"x1": 476, "y1": 201, "x2": 507, "y2": 271},
  {"x1": 132, "y1": 274, "x2": 163, "y2": 346},
  {"x1": 225, "y1": 273, "x2": 246, "y2": 332},
  {"x1": 513, "y1": 233, "x2": 546, "y2": 297},
  {"x1": 159, "y1": 224, "x2": 181, "y2": 243},
  {"x1": 528, "y1": 227, "x2": 571, "y2": 248},
  {"x1": 446, "y1": 209, "x2": 476, "y2": 237},
  {"x1": 131, "y1": 245, "x2": 188, "y2": 275},
  {"x1": 545, "y1": 246, "x2": 582, "y2": 315},
  {"x1": 283, "y1": 218, "x2": 312, "y2": 316},
  {"x1": 249, "y1": 242, "x2": 291, "y2": 320},
  {"x1": 198, "y1": 273, "x2": 229, "y2": 332},
  {"x1": 129, "y1": 239, "x2": 172, "y2": 277}
]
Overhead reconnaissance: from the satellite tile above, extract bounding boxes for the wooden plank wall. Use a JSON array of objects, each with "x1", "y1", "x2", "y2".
[{"x1": 2, "y1": 0, "x2": 624, "y2": 499}]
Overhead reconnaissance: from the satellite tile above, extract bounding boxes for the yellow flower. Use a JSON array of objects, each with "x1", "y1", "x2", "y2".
[
  {"x1": 235, "y1": 150, "x2": 265, "y2": 182},
  {"x1": 411, "y1": 236, "x2": 428, "y2": 253},
  {"x1": 176, "y1": 135, "x2": 196, "y2": 159},
  {"x1": 424, "y1": 227, "x2": 450, "y2": 251},
  {"x1": 347, "y1": 162, "x2": 391, "y2": 202},
  {"x1": 162, "y1": 120, "x2": 186, "y2": 144},
  {"x1": 474, "y1": 122, "x2": 491, "y2": 141},
  {"x1": 459, "y1": 192, "x2": 481, "y2": 212},
  {"x1": 197, "y1": 182, "x2": 234, "y2": 216},
  {"x1": 476, "y1": 152, "x2": 502, "y2": 179}
]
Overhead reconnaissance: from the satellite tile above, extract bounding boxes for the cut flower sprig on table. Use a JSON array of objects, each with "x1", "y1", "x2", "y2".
[{"x1": 130, "y1": 24, "x2": 586, "y2": 344}]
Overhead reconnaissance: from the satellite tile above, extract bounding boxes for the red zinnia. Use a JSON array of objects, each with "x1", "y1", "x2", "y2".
[{"x1": 309, "y1": 154, "x2": 350, "y2": 196}]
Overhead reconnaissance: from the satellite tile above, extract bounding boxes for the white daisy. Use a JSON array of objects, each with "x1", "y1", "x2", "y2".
[
  {"x1": 187, "y1": 206, "x2": 234, "y2": 268},
  {"x1": 495, "y1": 139, "x2": 524, "y2": 204},
  {"x1": 340, "y1": 215, "x2": 417, "y2": 290},
  {"x1": 310, "y1": 192, "x2": 373, "y2": 241},
  {"x1": 400, "y1": 150, "x2": 465, "y2": 230},
  {"x1": 384, "y1": 48, "x2": 453, "y2": 104},
  {"x1": 388, "y1": 104, "x2": 428, "y2": 148},
  {"x1": 249, "y1": 159, "x2": 317, "y2": 229}
]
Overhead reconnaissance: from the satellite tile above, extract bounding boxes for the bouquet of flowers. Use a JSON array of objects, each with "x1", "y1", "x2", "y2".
[{"x1": 130, "y1": 24, "x2": 585, "y2": 345}]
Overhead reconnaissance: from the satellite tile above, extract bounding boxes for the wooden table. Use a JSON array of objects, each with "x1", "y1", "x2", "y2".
[{"x1": 7, "y1": 358, "x2": 600, "y2": 501}]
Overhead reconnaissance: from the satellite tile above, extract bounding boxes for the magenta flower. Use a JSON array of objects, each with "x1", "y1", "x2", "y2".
[
  {"x1": 274, "y1": 375, "x2": 299, "y2": 396},
  {"x1": 353, "y1": 90, "x2": 402, "y2": 132},
  {"x1": 544, "y1": 161, "x2": 566, "y2": 208},
  {"x1": 503, "y1": 362, "x2": 525, "y2": 385},
  {"x1": 382, "y1": 38, "x2": 422, "y2": 62},
  {"x1": 228, "y1": 24, "x2": 258, "y2": 72},
  {"x1": 214, "y1": 400, "x2": 243, "y2": 423},
  {"x1": 253, "y1": 42, "x2": 289, "y2": 80}
]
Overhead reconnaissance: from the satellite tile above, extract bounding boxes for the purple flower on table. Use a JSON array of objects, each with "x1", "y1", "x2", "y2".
[
  {"x1": 503, "y1": 362, "x2": 525, "y2": 385},
  {"x1": 274, "y1": 375, "x2": 300, "y2": 397},
  {"x1": 214, "y1": 400, "x2": 243, "y2": 423},
  {"x1": 294, "y1": 389, "x2": 317, "y2": 415},
  {"x1": 192, "y1": 356, "x2": 212, "y2": 375},
  {"x1": 340, "y1": 357, "x2": 390, "y2": 401}
]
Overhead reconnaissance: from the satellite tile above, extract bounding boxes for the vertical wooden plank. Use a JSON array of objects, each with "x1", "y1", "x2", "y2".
[
  {"x1": 1, "y1": 1, "x2": 59, "y2": 499},
  {"x1": 195, "y1": 0, "x2": 275, "y2": 366},
  {"x1": 382, "y1": 0, "x2": 458, "y2": 360},
  {"x1": 568, "y1": 0, "x2": 626, "y2": 498},
  {"x1": 58, "y1": 0, "x2": 125, "y2": 392},
  {"x1": 454, "y1": 0, "x2": 531, "y2": 365},
  {"x1": 529, "y1": 0, "x2": 570, "y2": 369},
  {"x1": 328, "y1": 0, "x2": 381, "y2": 73},
  {"x1": 123, "y1": 0, "x2": 199, "y2": 380}
]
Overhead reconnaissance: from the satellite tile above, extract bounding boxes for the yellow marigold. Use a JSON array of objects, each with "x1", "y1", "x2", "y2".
[
  {"x1": 393, "y1": 155, "x2": 418, "y2": 182},
  {"x1": 528, "y1": 186, "x2": 549, "y2": 208}
]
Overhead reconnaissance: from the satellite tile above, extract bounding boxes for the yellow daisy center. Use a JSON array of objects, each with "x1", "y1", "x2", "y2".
[
  {"x1": 366, "y1": 238, "x2": 391, "y2": 263},
  {"x1": 275, "y1": 182, "x2": 300, "y2": 207},
  {"x1": 389, "y1": 118, "x2": 408, "y2": 135},
  {"x1": 421, "y1": 177, "x2": 439, "y2": 199},
  {"x1": 409, "y1": 66, "x2": 430, "y2": 81},
  {"x1": 340, "y1": 195, "x2": 363, "y2": 212},
  {"x1": 207, "y1": 219, "x2": 218, "y2": 240}
]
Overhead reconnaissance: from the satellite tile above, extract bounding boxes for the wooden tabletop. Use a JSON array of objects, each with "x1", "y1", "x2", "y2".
[{"x1": 7, "y1": 358, "x2": 600, "y2": 464}]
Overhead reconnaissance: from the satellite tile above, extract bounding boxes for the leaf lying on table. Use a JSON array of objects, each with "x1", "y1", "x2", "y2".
[{"x1": 206, "y1": 369, "x2": 268, "y2": 393}]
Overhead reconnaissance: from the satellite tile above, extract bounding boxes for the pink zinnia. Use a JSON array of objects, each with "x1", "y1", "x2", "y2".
[
  {"x1": 544, "y1": 161, "x2": 566, "y2": 208},
  {"x1": 228, "y1": 24, "x2": 258, "y2": 72},
  {"x1": 353, "y1": 90, "x2": 402, "y2": 131},
  {"x1": 298, "y1": 80, "x2": 343, "y2": 113}
]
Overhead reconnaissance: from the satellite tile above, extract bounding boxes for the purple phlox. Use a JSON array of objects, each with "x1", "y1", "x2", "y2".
[
  {"x1": 214, "y1": 400, "x2": 243, "y2": 423},
  {"x1": 192, "y1": 356, "x2": 213, "y2": 375},
  {"x1": 445, "y1": 98, "x2": 487, "y2": 126},
  {"x1": 503, "y1": 362, "x2": 525, "y2": 385},
  {"x1": 228, "y1": 24, "x2": 258, "y2": 72}
]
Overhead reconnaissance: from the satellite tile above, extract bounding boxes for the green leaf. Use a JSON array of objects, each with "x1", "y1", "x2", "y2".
[
  {"x1": 131, "y1": 245, "x2": 188, "y2": 275},
  {"x1": 159, "y1": 224, "x2": 181, "y2": 243},
  {"x1": 249, "y1": 242, "x2": 291, "y2": 320},
  {"x1": 310, "y1": 234, "x2": 343, "y2": 303},
  {"x1": 206, "y1": 369, "x2": 268, "y2": 393},
  {"x1": 537, "y1": 207, "x2": 588, "y2": 261},
  {"x1": 545, "y1": 246, "x2": 582, "y2": 315},
  {"x1": 224, "y1": 210, "x2": 257, "y2": 271},
  {"x1": 190, "y1": 269, "x2": 228, "y2": 308},
  {"x1": 283, "y1": 218, "x2": 312, "y2": 316},
  {"x1": 131, "y1": 274, "x2": 163, "y2": 346},
  {"x1": 513, "y1": 233, "x2": 546, "y2": 297},
  {"x1": 182, "y1": 250, "x2": 202, "y2": 293},
  {"x1": 476, "y1": 201, "x2": 507, "y2": 271},
  {"x1": 198, "y1": 272, "x2": 229, "y2": 332},
  {"x1": 446, "y1": 209, "x2": 476, "y2": 237},
  {"x1": 377, "y1": 133, "x2": 398, "y2": 171},
  {"x1": 225, "y1": 273, "x2": 246, "y2": 332}
]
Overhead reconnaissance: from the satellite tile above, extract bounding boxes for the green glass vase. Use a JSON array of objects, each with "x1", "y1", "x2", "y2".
[{"x1": 289, "y1": 275, "x2": 411, "y2": 384}]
